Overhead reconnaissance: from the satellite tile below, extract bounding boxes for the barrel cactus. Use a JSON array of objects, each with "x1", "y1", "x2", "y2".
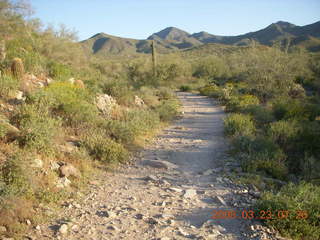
[{"x1": 11, "y1": 57, "x2": 24, "y2": 79}]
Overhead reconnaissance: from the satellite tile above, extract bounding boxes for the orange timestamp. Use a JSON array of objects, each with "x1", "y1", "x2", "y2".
[{"x1": 211, "y1": 209, "x2": 308, "y2": 220}]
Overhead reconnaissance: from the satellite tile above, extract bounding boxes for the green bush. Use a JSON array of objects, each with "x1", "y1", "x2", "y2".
[
  {"x1": 272, "y1": 98, "x2": 319, "y2": 121},
  {"x1": 269, "y1": 120, "x2": 301, "y2": 148},
  {"x1": 193, "y1": 56, "x2": 229, "y2": 80},
  {"x1": 17, "y1": 105, "x2": 61, "y2": 153},
  {"x1": 155, "y1": 99, "x2": 180, "y2": 122},
  {"x1": 226, "y1": 94, "x2": 260, "y2": 112},
  {"x1": 83, "y1": 133, "x2": 129, "y2": 164},
  {"x1": 241, "y1": 105, "x2": 275, "y2": 126},
  {"x1": 233, "y1": 135, "x2": 287, "y2": 179},
  {"x1": 239, "y1": 151, "x2": 288, "y2": 180},
  {"x1": 47, "y1": 61, "x2": 72, "y2": 80},
  {"x1": 124, "y1": 109, "x2": 160, "y2": 136},
  {"x1": 199, "y1": 84, "x2": 222, "y2": 98},
  {"x1": 224, "y1": 113, "x2": 256, "y2": 137},
  {"x1": 31, "y1": 82, "x2": 99, "y2": 126},
  {"x1": 1, "y1": 152, "x2": 33, "y2": 197},
  {"x1": 156, "y1": 87, "x2": 175, "y2": 100},
  {"x1": 180, "y1": 85, "x2": 192, "y2": 92},
  {"x1": 0, "y1": 123, "x2": 8, "y2": 138},
  {"x1": 255, "y1": 182, "x2": 320, "y2": 240}
]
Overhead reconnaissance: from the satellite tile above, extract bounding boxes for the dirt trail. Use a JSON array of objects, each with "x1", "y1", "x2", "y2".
[{"x1": 30, "y1": 92, "x2": 276, "y2": 240}]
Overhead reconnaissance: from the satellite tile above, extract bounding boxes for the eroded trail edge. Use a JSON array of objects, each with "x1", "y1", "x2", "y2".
[{"x1": 31, "y1": 92, "x2": 279, "y2": 240}]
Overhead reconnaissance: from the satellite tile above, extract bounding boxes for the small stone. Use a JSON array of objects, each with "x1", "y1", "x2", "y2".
[
  {"x1": 135, "y1": 213, "x2": 144, "y2": 219},
  {"x1": 178, "y1": 228, "x2": 189, "y2": 236},
  {"x1": 249, "y1": 190, "x2": 261, "y2": 198},
  {"x1": 31, "y1": 158, "x2": 43, "y2": 168},
  {"x1": 56, "y1": 177, "x2": 71, "y2": 188},
  {"x1": 202, "y1": 169, "x2": 213, "y2": 176},
  {"x1": 26, "y1": 219, "x2": 31, "y2": 225},
  {"x1": 183, "y1": 189, "x2": 197, "y2": 198},
  {"x1": 107, "y1": 225, "x2": 119, "y2": 231},
  {"x1": 59, "y1": 224, "x2": 68, "y2": 234},
  {"x1": 168, "y1": 187, "x2": 182, "y2": 193},
  {"x1": 50, "y1": 161, "x2": 60, "y2": 170},
  {"x1": 147, "y1": 217, "x2": 159, "y2": 224},
  {"x1": 167, "y1": 219, "x2": 175, "y2": 225},
  {"x1": 73, "y1": 203, "x2": 81, "y2": 209},
  {"x1": 215, "y1": 196, "x2": 227, "y2": 206},
  {"x1": 0, "y1": 226, "x2": 7, "y2": 232},
  {"x1": 144, "y1": 175, "x2": 158, "y2": 181}
]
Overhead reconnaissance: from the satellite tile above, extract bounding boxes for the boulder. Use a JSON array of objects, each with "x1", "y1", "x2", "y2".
[
  {"x1": 56, "y1": 177, "x2": 71, "y2": 188},
  {"x1": 74, "y1": 79, "x2": 85, "y2": 88},
  {"x1": 134, "y1": 95, "x2": 145, "y2": 107},
  {"x1": 95, "y1": 94, "x2": 117, "y2": 117},
  {"x1": 67, "y1": 78, "x2": 75, "y2": 84},
  {"x1": 183, "y1": 189, "x2": 197, "y2": 198},
  {"x1": 31, "y1": 158, "x2": 44, "y2": 168}
]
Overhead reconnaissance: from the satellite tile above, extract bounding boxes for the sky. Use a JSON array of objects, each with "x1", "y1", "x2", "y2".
[{"x1": 30, "y1": 0, "x2": 320, "y2": 41}]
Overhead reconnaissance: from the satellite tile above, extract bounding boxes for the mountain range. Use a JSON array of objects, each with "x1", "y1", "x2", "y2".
[{"x1": 80, "y1": 20, "x2": 320, "y2": 56}]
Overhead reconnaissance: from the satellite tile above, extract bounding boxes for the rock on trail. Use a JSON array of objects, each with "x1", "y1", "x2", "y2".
[{"x1": 28, "y1": 92, "x2": 279, "y2": 240}]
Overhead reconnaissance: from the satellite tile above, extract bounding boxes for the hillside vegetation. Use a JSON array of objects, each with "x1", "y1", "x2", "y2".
[{"x1": 0, "y1": 0, "x2": 320, "y2": 239}]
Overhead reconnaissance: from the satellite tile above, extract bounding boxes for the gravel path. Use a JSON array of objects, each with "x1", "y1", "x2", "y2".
[{"x1": 28, "y1": 92, "x2": 279, "y2": 240}]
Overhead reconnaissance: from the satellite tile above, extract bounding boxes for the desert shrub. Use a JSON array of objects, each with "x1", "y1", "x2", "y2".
[
  {"x1": 47, "y1": 61, "x2": 72, "y2": 80},
  {"x1": 0, "y1": 123, "x2": 8, "y2": 138},
  {"x1": 224, "y1": 113, "x2": 256, "y2": 137},
  {"x1": 255, "y1": 182, "x2": 320, "y2": 240},
  {"x1": 269, "y1": 120, "x2": 301, "y2": 148},
  {"x1": 199, "y1": 84, "x2": 222, "y2": 98},
  {"x1": 156, "y1": 87, "x2": 175, "y2": 100},
  {"x1": 272, "y1": 98, "x2": 319, "y2": 121},
  {"x1": 301, "y1": 154, "x2": 320, "y2": 182},
  {"x1": 156, "y1": 63, "x2": 182, "y2": 82},
  {"x1": 32, "y1": 82, "x2": 99, "y2": 125},
  {"x1": 0, "y1": 197, "x2": 35, "y2": 236},
  {"x1": 102, "y1": 120, "x2": 135, "y2": 145},
  {"x1": 83, "y1": 133, "x2": 129, "y2": 164},
  {"x1": 0, "y1": 152, "x2": 33, "y2": 197},
  {"x1": 17, "y1": 105, "x2": 61, "y2": 153},
  {"x1": 101, "y1": 79, "x2": 135, "y2": 106},
  {"x1": 226, "y1": 94, "x2": 260, "y2": 112},
  {"x1": 297, "y1": 121, "x2": 320, "y2": 156},
  {"x1": 180, "y1": 85, "x2": 192, "y2": 92},
  {"x1": 155, "y1": 99, "x2": 180, "y2": 122},
  {"x1": 124, "y1": 109, "x2": 160, "y2": 136},
  {"x1": 240, "y1": 151, "x2": 288, "y2": 180},
  {"x1": 233, "y1": 136, "x2": 284, "y2": 160},
  {"x1": 139, "y1": 86, "x2": 160, "y2": 107},
  {"x1": 193, "y1": 56, "x2": 229, "y2": 80},
  {"x1": 0, "y1": 74, "x2": 19, "y2": 98},
  {"x1": 242, "y1": 105, "x2": 275, "y2": 126}
]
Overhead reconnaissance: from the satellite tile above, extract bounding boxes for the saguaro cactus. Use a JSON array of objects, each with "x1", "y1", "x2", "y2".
[
  {"x1": 11, "y1": 57, "x2": 24, "y2": 79},
  {"x1": 151, "y1": 40, "x2": 157, "y2": 77}
]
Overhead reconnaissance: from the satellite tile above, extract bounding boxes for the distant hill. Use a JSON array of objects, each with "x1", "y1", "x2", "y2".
[{"x1": 80, "y1": 20, "x2": 320, "y2": 56}]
